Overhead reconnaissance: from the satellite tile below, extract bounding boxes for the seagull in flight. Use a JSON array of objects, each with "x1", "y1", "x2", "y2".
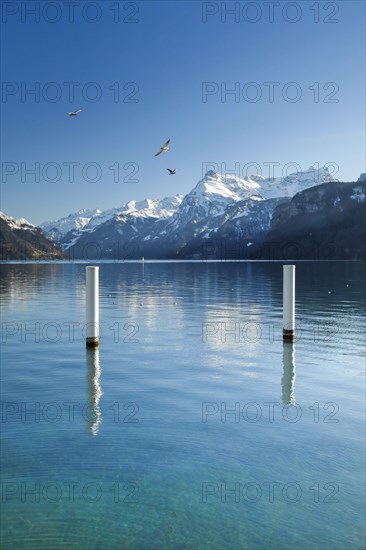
[
  {"x1": 167, "y1": 168, "x2": 176, "y2": 175},
  {"x1": 154, "y1": 139, "x2": 170, "y2": 157},
  {"x1": 66, "y1": 109, "x2": 82, "y2": 117}
]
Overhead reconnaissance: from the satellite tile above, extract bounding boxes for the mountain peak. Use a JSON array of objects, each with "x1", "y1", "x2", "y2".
[
  {"x1": 199, "y1": 171, "x2": 261, "y2": 195},
  {"x1": 204, "y1": 170, "x2": 218, "y2": 178},
  {"x1": 120, "y1": 195, "x2": 184, "y2": 219},
  {"x1": 0, "y1": 211, "x2": 35, "y2": 230}
]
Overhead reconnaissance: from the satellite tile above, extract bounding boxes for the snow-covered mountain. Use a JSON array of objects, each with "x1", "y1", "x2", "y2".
[
  {"x1": 40, "y1": 208, "x2": 104, "y2": 242},
  {"x1": 0, "y1": 212, "x2": 64, "y2": 260},
  {"x1": 167, "y1": 171, "x2": 261, "y2": 231},
  {"x1": 40, "y1": 195, "x2": 183, "y2": 249},
  {"x1": 0, "y1": 212, "x2": 36, "y2": 231},
  {"x1": 258, "y1": 165, "x2": 334, "y2": 198},
  {"x1": 35, "y1": 165, "x2": 363, "y2": 259}
]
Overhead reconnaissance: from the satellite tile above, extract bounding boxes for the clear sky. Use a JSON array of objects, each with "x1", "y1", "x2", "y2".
[{"x1": 1, "y1": 0, "x2": 365, "y2": 224}]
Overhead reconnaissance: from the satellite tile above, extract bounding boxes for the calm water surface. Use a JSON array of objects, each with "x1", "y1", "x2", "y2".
[{"x1": 0, "y1": 261, "x2": 365, "y2": 549}]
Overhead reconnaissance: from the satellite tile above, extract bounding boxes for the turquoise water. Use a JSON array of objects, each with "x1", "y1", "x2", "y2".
[{"x1": 0, "y1": 261, "x2": 365, "y2": 549}]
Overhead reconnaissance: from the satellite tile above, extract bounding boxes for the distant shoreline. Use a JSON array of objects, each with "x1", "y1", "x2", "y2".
[{"x1": 0, "y1": 259, "x2": 363, "y2": 265}]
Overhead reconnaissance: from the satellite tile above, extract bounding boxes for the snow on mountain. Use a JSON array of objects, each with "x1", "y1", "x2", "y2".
[
  {"x1": 40, "y1": 166, "x2": 334, "y2": 241},
  {"x1": 167, "y1": 171, "x2": 262, "y2": 232},
  {"x1": 196, "y1": 170, "x2": 261, "y2": 201},
  {"x1": 163, "y1": 166, "x2": 332, "y2": 241},
  {"x1": 257, "y1": 165, "x2": 334, "y2": 199},
  {"x1": 258, "y1": 179, "x2": 366, "y2": 260},
  {"x1": 0, "y1": 211, "x2": 36, "y2": 231},
  {"x1": 40, "y1": 195, "x2": 183, "y2": 248},
  {"x1": 118, "y1": 195, "x2": 183, "y2": 220},
  {"x1": 40, "y1": 208, "x2": 104, "y2": 241},
  {"x1": 168, "y1": 166, "x2": 334, "y2": 230},
  {"x1": 350, "y1": 186, "x2": 366, "y2": 202},
  {"x1": 0, "y1": 211, "x2": 64, "y2": 260},
  {"x1": 39, "y1": 165, "x2": 339, "y2": 255}
]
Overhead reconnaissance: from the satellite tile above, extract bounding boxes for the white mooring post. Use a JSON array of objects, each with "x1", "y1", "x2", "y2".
[
  {"x1": 283, "y1": 265, "x2": 295, "y2": 341},
  {"x1": 86, "y1": 266, "x2": 99, "y2": 347}
]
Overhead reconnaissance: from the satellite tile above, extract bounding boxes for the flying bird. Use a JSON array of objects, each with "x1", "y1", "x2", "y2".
[
  {"x1": 154, "y1": 139, "x2": 170, "y2": 157},
  {"x1": 167, "y1": 168, "x2": 176, "y2": 175},
  {"x1": 66, "y1": 109, "x2": 82, "y2": 117}
]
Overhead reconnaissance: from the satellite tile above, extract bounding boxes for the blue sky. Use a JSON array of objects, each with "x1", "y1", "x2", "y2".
[{"x1": 1, "y1": 0, "x2": 365, "y2": 224}]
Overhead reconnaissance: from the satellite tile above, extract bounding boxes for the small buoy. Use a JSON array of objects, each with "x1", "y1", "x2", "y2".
[
  {"x1": 346, "y1": 284, "x2": 349, "y2": 287},
  {"x1": 328, "y1": 291, "x2": 331, "y2": 294}
]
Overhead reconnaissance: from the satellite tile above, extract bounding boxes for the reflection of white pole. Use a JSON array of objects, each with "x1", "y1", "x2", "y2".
[
  {"x1": 283, "y1": 265, "x2": 295, "y2": 341},
  {"x1": 86, "y1": 348, "x2": 103, "y2": 436},
  {"x1": 282, "y1": 342, "x2": 296, "y2": 405},
  {"x1": 86, "y1": 266, "x2": 99, "y2": 347}
]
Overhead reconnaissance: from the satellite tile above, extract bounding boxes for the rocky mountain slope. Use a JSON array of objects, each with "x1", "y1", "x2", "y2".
[
  {"x1": 253, "y1": 180, "x2": 366, "y2": 260},
  {"x1": 0, "y1": 212, "x2": 64, "y2": 260}
]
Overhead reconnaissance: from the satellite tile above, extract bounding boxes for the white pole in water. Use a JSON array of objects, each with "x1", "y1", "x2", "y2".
[
  {"x1": 283, "y1": 265, "x2": 295, "y2": 341},
  {"x1": 86, "y1": 266, "x2": 99, "y2": 347}
]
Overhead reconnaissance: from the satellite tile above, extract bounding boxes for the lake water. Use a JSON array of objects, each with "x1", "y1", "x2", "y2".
[{"x1": 0, "y1": 261, "x2": 365, "y2": 550}]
